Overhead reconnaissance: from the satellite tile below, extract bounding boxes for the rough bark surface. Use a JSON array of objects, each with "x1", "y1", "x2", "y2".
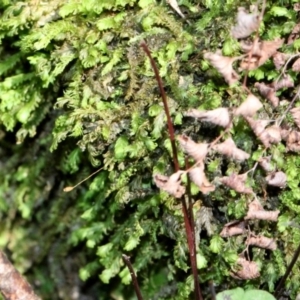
[{"x1": 0, "y1": 251, "x2": 40, "y2": 300}]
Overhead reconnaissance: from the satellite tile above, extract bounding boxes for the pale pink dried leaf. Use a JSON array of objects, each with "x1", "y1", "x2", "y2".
[
  {"x1": 255, "y1": 82, "x2": 279, "y2": 107},
  {"x1": 280, "y1": 129, "x2": 300, "y2": 144},
  {"x1": 219, "y1": 172, "x2": 253, "y2": 194},
  {"x1": 294, "y1": 3, "x2": 300, "y2": 11},
  {"x1": 234, "y1": 94, "x2": 263, "y2": 117},
  {"x1": 188, "y1": 165, "x2": 215, "y2": 194},
  {"x1": 288, "y1": 23, "x2": 300, "y2": 45},
  {"x1": 266, "y1": 171, "x2": 287, "y2": 188},
  {"x1": 220, "y1": 221, "x2": 246, "y2": 237},
  {"x1": 177, "y1": 135, "x2": 209, "y2": 162},
  {"x1": 231, "y1": 7, "x2": 260, "y2": 39},
  {"x1": 212, "y1": 138, "x2": 250, "y2": 161},
  {"x1": 246, "y1": 236, "x2": 277, "y2": 250},
  {"x1": 204, "y1": 52, "x2": 240, "y2": 85},
  {"x1": 292, "y1": 57, "x2": 300, "y2": 72},
  {"x1": 231, "y1": 257, "x2": 260, "y2": 280},
  {"x1": 244, "y1": 116, "x2": 270, "y2": 137},
  {"x1": 246, "y1": 199, "x2": 279, "y2": 221},
  {"x1": 258, "y1": 156, "x2": 275, "y2": 172},
  {"x1": 167, "y1": 0, "x2": 185, "y2": 19},
  {"x1": 153, "y1": 171, "x2": 185, "y2": 198},
  {"x1": 259, "y1": 125, "x2": 281, "y2": 148},
  {"x1": 188, "y1": 166, "x2": 205, "y2": 188},
  {"x1": 273, "y1": 52, "x2": 289, "y2": 70},
  {"x1": 245, "y1": 209, "x2": 280, "y2": 221},
  {"x1": 240, "y1": 39, "x2": 284, "y2": 70},
  {"x1": 291, "y1": 107, "x2": 300, "y2": 129},
  {"x1": 185, "y1": 107, "x2": 231, "y2": 128},
  {"x1": 272, "y1": 74, "x2": 294, "y2": 91},
  {"x1": 201, "y1": 177, "x2": 216, "y2": 194},
  {"x1": 286, "y1": 142, "x2": 300, "y2": 152},
  {"x1": 248, "y1": 198, "x2": 264, "y2": 212}
]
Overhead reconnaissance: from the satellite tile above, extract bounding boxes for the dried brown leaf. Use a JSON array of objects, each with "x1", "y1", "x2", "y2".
[
  {"x1": 291, "y1": 107, "x2": 300, "y2": 129},
  {"x1": 245, "y1": 209, "x2": 280, "y2": 221},
  {"x1": 204, "y1": 51, "x2": 240, "y2": 85},
  {"x1": 259, "y1": 125, "x2": 282, "y2": 148},
  {"x1": 246, "y1": 236, "x2": 277, "y2": 250},
  {"x1": 245, "y1": 199, "x2": 279, "y2": 221},
  {"x1": 231, "y1": 257, "x2": 260, "y2": 280},
  {"x1": 266, "y1": 171, "x2": 287, "y2": 188},
  {"x1": 244, "y1": 116, "x2": 270, "y2": 136},
  {"x1": 280, "y1": 129, "x2": 300, "y2": 144},
  {"x1": 248, "y1": 198, "x2": 264, "y2": 211},
  {"x1": 153, "y1": 171, "x2": 185, "y2": 198},
  {"x1": 178, "y1": 135, "x2": 209, "y2": 162},
  {"x1": 258, "y1": 156, "x2": 275, "y2": 172},
  {"x1": 231, "y1": 7, "x2": 260, "y2": 39},
  {"x1": 273, "y1": 52, "x2": 289, "y2": 70},
  {"x1": 286, "y1": 142, "x2": 300, "y2": 152},
  {"x1": 220, "y1": 221, "x2": 247, "y2": 237},
  {"x1": 288, "y1": 23, "x2": 300, "y2": 45},
  {"x1": 240, "y1": 39, "x2": 284, "y2": 70},
  {"x1": 255, "y1": 82, "x2": 279, "y2": 107},
  {"x1": 212, "y1": 138, "x2": 250, "y2": 161},
  {"x1": 234, "y1": 94, "x2": 263, "y2": 117},
  {"x1": 292, "y1": 57, "x2": 300, "y2": 72},
  {"x1": 272, "y1": 74, "x2": 294, "y2": 90},
  {"x1": 189, "y1": 165, "x2": 215, "y2": 194},
  {"x1": 185, "y1": 107, "x2": 231, "y2": 128},
  {"x1": 219, "y1": 172, "x2": 253, "y2": 194}
]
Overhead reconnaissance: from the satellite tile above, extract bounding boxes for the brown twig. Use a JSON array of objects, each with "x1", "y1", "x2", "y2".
[
  {"x1": 0, "y1": 251, "x2": 41, "y2": 300},
  {"x1": 142, "y1": 41, "x2": 202, "y2": 300},
  {"x1": 274, "y1": 240, "x2": 300, "y2": 298},
  {"x1": 140, "y1": 41, "x2": 179, "y2": 171},
  {"x1": 122, "y1": 254, "x2": 144, "y2": 300}
]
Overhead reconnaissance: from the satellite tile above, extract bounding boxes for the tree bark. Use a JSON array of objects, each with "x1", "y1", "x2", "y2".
[{"x1": 0, "y1": 251, "x2": 41, "y2": 300}]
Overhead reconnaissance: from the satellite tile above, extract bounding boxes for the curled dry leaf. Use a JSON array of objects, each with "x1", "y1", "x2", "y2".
[
  {"x1": 234, "y1": 94, "x2": 263, "y2": 117},
  {"x1": 185, "y1": 107, "x2": 231, "y2": 128},
  {"x1": 288, "y1": 23, "x2": 300, "y2": 45},
  {"x1": 266, "y1": 171, "x2": 287, "y2": 188},
  {"x1": 240, "y1": 38, "x2": 284, "y2": 70},
  {"x1": 220, "y1": 220, "x2": 247, "y2": 237},
  {"x1": 259, "y1": 125, "x2": 282, "y2": 148},
  {"x1": 258, "y1": 156, "x2": 275, "y2": 172},
  {"x1": 244, "y1": 116, "x2": 270, "y2": 137},
  {"x1": 255, "y1": 82, "x2": 279, "y2": 107},
  {"x1": 272, "y1": 74, "x2": 294, "y2": 91},
  {"x1": 280, "y1": 129, "x2": 300, "y2": 151},
  {"x1": 287, "y1": 143, "x2": 300, "y2": 152},
  {"x1": 212, "y1": 138, "x2": 250, "y2": 161},
  {"x1": 204, "y1": 51, "x2": 240, "y2": 85},
  {"x1": 245, "y1": 117, "x2": 280, "y2": 148},
  {"x1": 246, "y1": 235, "x2": 277, "y2": 250},
  {"x1": 245, "y1": 199, "x2": 279, "y2": 221},
  {"x1": 292, "y1": 57, "x2": 300, "y2": 72},
  {"x1": 189, "y1": 165, "x2": 215, "y2": 194},
  {"x1": 290, "y1": 107, "x2": 300, "y2": 129},
  {"x1": 153, "y1": 171, "x2": 185, "y2": 198},
  {"x1": 273, "y1": 52, "x2": 289, "y2": 70},
  {"x1": 231, "y1": 257, "x2": 260, "y2": 280},
  {"x1": 231, "y1": 6, "x2": 260, "y2": 39},
  {"x1": 281, "y1": 129, "x2": 300, "y2": 143},
  {"x1": 219, "y1": 172, "x2": 253, "y2": 194},
  {"x1": 177, "y1": 135, "x2": 209, "y2": 162}
]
